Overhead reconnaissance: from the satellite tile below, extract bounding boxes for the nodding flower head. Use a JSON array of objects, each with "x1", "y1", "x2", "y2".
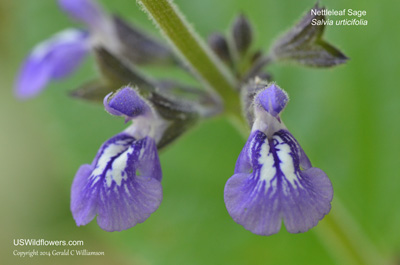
[
  {"x1": 15, "y1": 29, "x2": 89, "y2": 99},
  {"x1": 224, "y1": 82, "x2": 333, "y2": 236},
  {"x1": 71, "y1": 86, "x2": 163, "y2": 231}
]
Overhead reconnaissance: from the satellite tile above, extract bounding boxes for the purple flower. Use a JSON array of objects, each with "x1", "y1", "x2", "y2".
[
  {"x1": 71, "y1": 87, "x2": 163, "y2": 231},
  {"x1": 15, "y1": 0, "x2": 174, "y2": 99},
  {"x1": 15, "y1": 0, "x2": 114, "y2": 100},
  {"x1": 224, "y1": 83, "x2": 333, "y2": 236},
  {"x1": 58, "y1": 0, "x2": 104, "y2": 28},
  {"x1": 58, "y1": 0, "x2": 117, "y2": 46},
  {"x1": 15, "y1": 29, "x2": 89, "y2": 99}
]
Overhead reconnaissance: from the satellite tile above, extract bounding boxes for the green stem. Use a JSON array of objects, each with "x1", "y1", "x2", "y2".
[
  {"x1": 136, "y1": 1, "x2": 390, "y2": 264},
  {"x1": 136, "y1": 0, "x2": 241, "y2": 116},
  {"x1": 316, "y1": 198, "x2": 390, "y2": 265}
]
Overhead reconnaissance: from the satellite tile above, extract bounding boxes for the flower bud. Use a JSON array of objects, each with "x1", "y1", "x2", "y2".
[
  {"x1": 208, "y1": 33, "x2": 233, "y2": 65},
  {"x1": 232, "y1": 14, "x2": 253, "y2": 56}
]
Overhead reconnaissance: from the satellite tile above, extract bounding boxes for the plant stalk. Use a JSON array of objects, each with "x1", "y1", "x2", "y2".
[{"x1": 137, "y1": 0, "x2": 241, "y2": 117}]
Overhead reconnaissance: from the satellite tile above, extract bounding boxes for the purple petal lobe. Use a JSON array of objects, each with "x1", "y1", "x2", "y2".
[
  {"x1": 104, "y1": 87, "x2": 149, "y2": 119},
  {"x1": 225, "y1": 173, "x2": 283, "y2": 235},
  {"x1": 71, "y1": 133, "x2": 162, "y2": 231},
  {"x1": 58, "y1": 0, "x2": 104, "y2": 28},
  {"x1": 15, "y1": 29, "x2": 89, "y2": 99},
  {"x1": 234, "y1": 131, "x2": 257, "y2": 174},
  {"x1": 225, "y1": 130, "x2": 332, "y2": 235},
  {"x1": 71, "y1": 164, "x2": 98, "y2": 226},
  {"x1": 282, "y1": 167, "x2": 333, "y2": 233},
  {"x1": 257, "y1": 84, "x2": 288, "y2": 117}
]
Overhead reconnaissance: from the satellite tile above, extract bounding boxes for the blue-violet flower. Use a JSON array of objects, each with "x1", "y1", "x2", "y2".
[
  {"x1": 71, "y1": 86, "x2": 164, "y2": 231},
  {"x1": 224, "y1": 82, "x2": 333, "y2": 235},
  {"x1": 15, "y1": 29, "x2": 90, "y2": 99},
  {"x1": 15, "y1": 0, "x2": 120, "y2": 99}
]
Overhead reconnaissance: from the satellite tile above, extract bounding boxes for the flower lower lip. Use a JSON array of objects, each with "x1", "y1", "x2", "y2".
[
  {"x1": 225, "y1": 129, "x2": 333, "y2": 236},
  {"x1": 71, "y1": 134, "x2": 163, "y2": 232}
]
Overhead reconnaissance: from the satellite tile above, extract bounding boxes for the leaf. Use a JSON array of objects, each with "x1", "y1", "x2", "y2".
[
  {"x1": 157, "y1": 117, "x2": 198, "y2": 150},
  {"x1": 271, "y1": 3, "x2": 348, "y2": 67},
  {"x1": 208, "y1": 33, "x2": 233, "y2": 65},
  {"x1": 148, "y1": 89, "x2": 200, "y2": 150},
  {"x1": 231, "y1": 14, "x2": 253, "y2": 56},
  {"x1": 113, "y1": 15, "x2": 176, "y2": 66},
  {"x1": 69, "y1": 79, "x2": 113, "y2": 103},
  {"x1": 149, "y1": 91, "x2": 198, "y2": 120},
  {"x1": 94, "y1": 47, "x2": 155, "y2": 91}
]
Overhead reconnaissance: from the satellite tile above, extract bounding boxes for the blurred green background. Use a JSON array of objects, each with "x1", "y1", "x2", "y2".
[{"x1": 1, "y1": 0, "x2": 399, "y2": 264}]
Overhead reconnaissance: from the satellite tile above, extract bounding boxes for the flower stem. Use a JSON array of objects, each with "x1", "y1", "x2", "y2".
[
  {"x1": 315, "y1": 198, "x2": 391, "y2": 265},
  {"x1": 136, "y1": 0, "x2": 241, "y2": 117}
]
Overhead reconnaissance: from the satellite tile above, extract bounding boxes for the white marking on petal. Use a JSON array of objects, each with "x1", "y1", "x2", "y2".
[
  {"x1": 32, "y1": 29, "x2": 88, "y2": 60},
  {"x1": 105, "y1": 170, "x2": 113, "y2": 187},
  {"x1": 258, "y1": 140, "x2": 276, "y2": 194},
  {"x1": 273, "y1": 134, "x2": 303, "y2": 194},
  {"x1": 269, "y1": 178, "x2": 278, "y2": 198},
  {"x1": 139, "y1": 145, "x2": 146, "y2": 160},
  {"x1": 109, "y1": 148, "x2": 132, "y2": 186},
  {"x1": 90, "y1": 176, "x2": 100, "y2": 187},
  {"x1": 90, "y1": 138, "x2": 132, "y2": 187},
  {"x1": 124, "y1": 184, "x2": 131, "y2": 197}
]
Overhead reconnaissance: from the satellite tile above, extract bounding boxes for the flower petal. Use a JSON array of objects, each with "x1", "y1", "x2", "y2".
[
  {"x1": 96, "y1": 175, "x2": 162, "y2": 231},
  {"x1": 225, "y1": 173, "x2": 283, "y2": 235},
  {"x1": 234, "y1": 131, "x2": 258, "y2": 174},
  {"x1": 256, "y1": 84, "x2": 288, "y2": 117},
  {"x1": 58, "y1": 0, "x2": 104, "y2": 28},
  {"x1": 281, "y1": 167, "x2": 333, "y2": 233},
  {"x1": 15, "y1": 29, "x2": 89, "y2": 99},
  {"x1": 225, "y1": 129, "x2": 332, "y2": 235},
  {"x1": 71, "y1": 133, "x2": 162, "y2": 231},
  {"x1": 104, "y1": 87, "x2": 149, "y2": 119},
  {"x1": 113, "y1": 16, "x2": 175, "y2": 65},
  {"x1": 71, "y1": 164, "x2": 98, "y2": 226}
]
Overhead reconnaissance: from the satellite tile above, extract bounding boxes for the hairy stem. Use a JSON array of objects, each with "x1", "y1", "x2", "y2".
[{"x1": 136, "y1": 0, "x2": 241, "y2": 117}]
